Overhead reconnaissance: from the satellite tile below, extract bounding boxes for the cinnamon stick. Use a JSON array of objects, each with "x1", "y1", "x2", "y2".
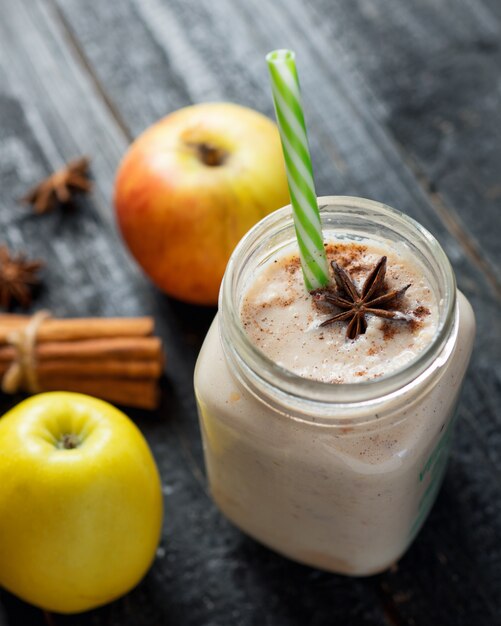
[
  {"x1": 0, "y1": 314, "x2": 163, "y2": 410},
  {"x1": 0, "y1": 337, "x2": 162, "y2": 362},
  {"x1": 0, "y1": 317, "x2": 154, "y2": 344},
  {"x1": 0, "y1": 358, "x2": 163, "y2": 380},
  {"x1": 39, "y1": 375, "x2": 159, "y2": 410}
]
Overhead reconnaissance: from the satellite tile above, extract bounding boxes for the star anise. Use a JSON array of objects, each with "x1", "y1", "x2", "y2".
[
  {"x1": 22, "y1": 156, "x2": 92, "y2": 214},
  {"x1": 0, "y1": 246, "x2": 44, "y2": 310},
  {"x1": 313, "y1": 256, "x2": 411, "y2": 340}
]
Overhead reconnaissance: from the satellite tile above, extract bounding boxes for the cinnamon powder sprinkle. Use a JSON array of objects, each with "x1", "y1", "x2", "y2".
[
  {"x1": 414, "y1": 305, "x2": 431, "y2": 318},
  {"x1": 240, "y1": 241, "x2": 438, "y2": 384},
  {"x1": 381, "y1": 322, "x2": 398, "y2": 341}
]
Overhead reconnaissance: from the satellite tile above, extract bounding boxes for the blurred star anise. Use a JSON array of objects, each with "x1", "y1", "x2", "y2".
[
  {"x1": 0, "y1": 246, "x2": 44, "y2": 310},
  {"x1": 22, "y1": 156, "x2": 92, "y2": 214},
  {"x1": 313, "y1": 256, "x2": 411, "y2": 340}
]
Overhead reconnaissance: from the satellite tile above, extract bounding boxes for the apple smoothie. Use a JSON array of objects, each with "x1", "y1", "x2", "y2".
[
  {"x1": 194, "y1": 197, "x2": 475, "y2": 575},
  {"x1": 240, "y1": 240, "x2": 438, "y2": 384}
]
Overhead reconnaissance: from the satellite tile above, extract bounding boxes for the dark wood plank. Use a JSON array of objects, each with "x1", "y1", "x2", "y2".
[
  {"x1": 0, "y1": 4, "x2": 122, "y2": 228},
  {"x1": 0, "y1": 594, "x2": 45, "y2": 626},
  {"x1": 1, "y1": 0, "x2": 500, "y2": 624},
  {"x1": 306, "y1": 0, "x2": 501, "y2": 292}
]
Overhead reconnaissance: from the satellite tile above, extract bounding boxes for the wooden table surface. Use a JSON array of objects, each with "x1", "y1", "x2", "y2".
[{"x1": 0, "y1": 1, "x2": 500, "y2": 624}]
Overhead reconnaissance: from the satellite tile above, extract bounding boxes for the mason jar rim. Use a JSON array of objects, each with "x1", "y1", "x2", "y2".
[{"x1": 219, "y1": 196, "x2": 457, "y2": 425}]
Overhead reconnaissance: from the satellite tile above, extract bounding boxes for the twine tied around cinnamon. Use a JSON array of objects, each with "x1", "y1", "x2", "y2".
[
  {"x1": 0, "y1": 313, "x2": 162, "y2": 409},
  {"x1": 1, "y1": 310, "x2": 51, "y2": 394}
]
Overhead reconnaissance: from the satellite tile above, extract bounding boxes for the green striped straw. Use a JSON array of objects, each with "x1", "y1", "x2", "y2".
[{"x1": 266, "y1": 49, "x2": 329, "y2": 291}]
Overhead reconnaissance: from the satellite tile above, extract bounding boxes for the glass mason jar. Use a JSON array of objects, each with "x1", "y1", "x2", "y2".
[{"x1": 194, "y1": 196, "x2": 475, "y2": 575}]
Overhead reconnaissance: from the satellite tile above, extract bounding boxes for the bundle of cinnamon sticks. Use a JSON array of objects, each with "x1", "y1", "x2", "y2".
[{"x1": 0, "y1": 314, "x2": 163, "y2": 409}]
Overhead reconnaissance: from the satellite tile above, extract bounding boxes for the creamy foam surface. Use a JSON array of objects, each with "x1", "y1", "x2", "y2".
[{"x1": 240, "y1": 239, "x2": 438, "y2": 383}]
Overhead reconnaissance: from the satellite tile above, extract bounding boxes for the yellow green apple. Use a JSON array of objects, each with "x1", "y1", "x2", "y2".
[
  {"x1": 0, "y1": 392, "x2": 163, "y2": 613},
  {"x1": 114, "y1": 102, "x2": 289, "y2": 305}
]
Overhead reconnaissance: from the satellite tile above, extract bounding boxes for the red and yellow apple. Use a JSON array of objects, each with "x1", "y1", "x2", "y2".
[
  {"x1": 0, "y1": 392, "x2": 163, "y2": 613},
  {"x1": 114, "y1": 102, "x2": 289, "y2": 305}
]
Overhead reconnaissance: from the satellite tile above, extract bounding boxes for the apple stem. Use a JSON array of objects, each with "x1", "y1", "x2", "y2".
[
  {"x1": 190, "y1": 142, "x2": 228, "y2": 167},
  {"x1": 59, "y1": 433, "x2": 81, "y2": 450}
]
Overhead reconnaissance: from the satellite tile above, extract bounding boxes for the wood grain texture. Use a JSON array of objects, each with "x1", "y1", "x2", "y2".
[
  {"x1": 0, "y1": 0, "x2": 499, "y2": 624},
  {"x1": 307, "y1": 0, "x2": 501, "y2": 291}
]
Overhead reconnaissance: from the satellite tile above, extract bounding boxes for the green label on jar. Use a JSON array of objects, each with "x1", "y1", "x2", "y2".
[{"x1": 408, "y1": 416, "x2": 456, "y2": 541}]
